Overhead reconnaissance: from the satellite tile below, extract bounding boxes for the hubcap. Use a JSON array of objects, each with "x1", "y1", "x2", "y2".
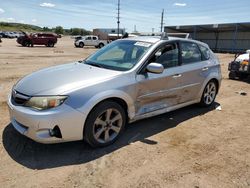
[
  {"x1": 204, "y1": 82, "x2": 216, "y2": 105},
  {"x1": 93, "y1": 108, "x2": 123, "y2": 143}
]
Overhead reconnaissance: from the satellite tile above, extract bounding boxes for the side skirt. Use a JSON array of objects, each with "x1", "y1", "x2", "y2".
[{"x1": 129, "y1": 99, "x2": 200, "y2": 123}]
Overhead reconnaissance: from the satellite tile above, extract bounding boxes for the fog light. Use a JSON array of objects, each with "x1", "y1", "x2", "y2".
[{"x1": 49, "y1": 126, "x2": 62, "y2": 138}]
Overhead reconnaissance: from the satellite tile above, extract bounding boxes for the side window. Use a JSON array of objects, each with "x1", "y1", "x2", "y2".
[
  {"x1": 181, "y1": 42, "x2": 202, "y2": 64},
  {"x1": 199, "y1": 45, "x2": 210, "y2": 60},
  {"x1": 93, "y1": 37, "x2": 97, "y2": 40},
  {"x1": 86, "y1": 37, "x2": 91, "y2": 40},
  {"x1": 153, "y1": 43, "x2": 179, "y2": 69}
]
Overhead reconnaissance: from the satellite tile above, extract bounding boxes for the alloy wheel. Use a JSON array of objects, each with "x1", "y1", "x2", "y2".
[
  {"x1": 93, "y1": 108, "x2": 123, "y2": 144},
  {"x1": 204, "y1": 82, "x2": 216, "y2": 105}
]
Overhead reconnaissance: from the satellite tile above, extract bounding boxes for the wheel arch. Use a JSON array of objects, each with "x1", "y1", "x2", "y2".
[
  {"x1": 198, "y1": 76, "x2": 221, "y2": 100},
  {"x1": 79, "y1": 90, "x2": 136, "y2": 123}
]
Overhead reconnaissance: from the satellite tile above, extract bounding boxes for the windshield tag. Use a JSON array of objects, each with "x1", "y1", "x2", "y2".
[{"x1": 134, "y1": 42, "x2": 151, "y2": 47}]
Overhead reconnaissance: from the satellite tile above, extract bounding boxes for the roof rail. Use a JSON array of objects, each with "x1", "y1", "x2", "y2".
[{"x1": 167, "y1": 33, "x2": 191, "y2": 39}]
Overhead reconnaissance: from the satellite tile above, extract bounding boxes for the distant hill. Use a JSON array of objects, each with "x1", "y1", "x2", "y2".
[{"x1": 0, "y1": 22, "x2": 42, "y2": 32}]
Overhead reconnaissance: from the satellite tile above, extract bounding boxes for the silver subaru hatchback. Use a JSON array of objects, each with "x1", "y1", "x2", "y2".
[{"x1": 8, "y1": 36, "x2": 221, "y2": 147}]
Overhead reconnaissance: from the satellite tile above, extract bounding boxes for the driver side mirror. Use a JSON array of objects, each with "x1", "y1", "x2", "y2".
[{"x1": 146, "y1": 63, "x2": 164, "y2": 74}]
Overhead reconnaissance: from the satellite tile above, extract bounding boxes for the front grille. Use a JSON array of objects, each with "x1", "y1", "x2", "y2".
[{"x1": 11, "y1": 90, "x2": 30, "y2": 105}]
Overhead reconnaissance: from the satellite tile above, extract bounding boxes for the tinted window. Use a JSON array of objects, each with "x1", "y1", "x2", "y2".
[
  {"x1": 151, "y1": 43, "x2": 179, "y2": 68},
  {"x1": 93, "y1": 37, "x2": 97, "y2": 40},
  {"x1": 86, "y1": 37, "x2": 91, "y2": 40},
  {"x1": 181, "y1": 42, "x2": 202, "y2": 64},
  {"x1": 199, "y1": 45, "x2": 210, "y2": 60}
]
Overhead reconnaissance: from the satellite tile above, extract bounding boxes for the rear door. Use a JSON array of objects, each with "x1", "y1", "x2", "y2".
[
  {"x1": 176, "y1": 41, "x2": 211, "y2": 103},
  {"x1": 135, "y1": 42, "x2": 183, "y2": 115}
]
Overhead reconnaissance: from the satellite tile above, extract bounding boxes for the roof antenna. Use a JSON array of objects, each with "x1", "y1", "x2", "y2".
[{"x1": 161, "y1": 32, "x2": 168, "y2": 40}]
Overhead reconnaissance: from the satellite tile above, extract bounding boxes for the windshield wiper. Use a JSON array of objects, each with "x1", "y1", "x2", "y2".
[{"x1": 85, "y1": 61, "x2": 104, "y2": 68}]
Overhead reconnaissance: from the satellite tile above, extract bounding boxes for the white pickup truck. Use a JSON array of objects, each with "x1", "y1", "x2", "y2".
[{"x1": 74, "y1": 35, "x2": 108, "y2": 48}]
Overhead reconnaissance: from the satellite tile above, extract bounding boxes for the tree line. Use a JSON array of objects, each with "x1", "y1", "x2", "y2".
[
  {"x1": 0, "y1": 22, "x2": 91, "y2": 36},
  {"x1": 44, "y1": 26, "x2": 91, "y2": 36}
]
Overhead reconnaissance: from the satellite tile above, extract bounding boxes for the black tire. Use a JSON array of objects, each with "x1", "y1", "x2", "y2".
[
  {"x1": 229, "y1": 71, "x2": 237, "y2": 80},
  {"x1": 84, "y1": 101, "x2": 126, "y2": 147},
  {"x1": 239, "y1": 73, "x2": 247, "y2": 80},
  {"x1": 247, "y1": 75, "x2": 250, "y2": 83},
  {"x1": 47, "y1": 41, "x2": 54, "y2": 47},
  {"x1": 79, "y1": 42, "x2": 84, "y2": 48},
  {"x1": 199, "y1": 80, "x2": 218, "y2": 107},
  {"x1": 98, "y1": 43, "x2": 104, "y2": 48},
  {"x1": 22, "y1": 41, "x2": 29, "y2": 47}
]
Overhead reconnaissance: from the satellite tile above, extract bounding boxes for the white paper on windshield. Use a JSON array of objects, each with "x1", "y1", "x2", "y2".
[{"x1": 134, "y1": 42, "x2": 151, "y2": 48}]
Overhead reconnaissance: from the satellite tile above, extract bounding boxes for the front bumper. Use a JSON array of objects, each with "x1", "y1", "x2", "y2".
[
  {"x1": 228, "y1": 61, "x2": 250, "y2": 73},
  {"x1": 7, "y1": 95, "x2": 87, "y2": 144}
]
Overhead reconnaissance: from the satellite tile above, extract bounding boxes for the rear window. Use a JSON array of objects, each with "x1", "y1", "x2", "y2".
[
  {"x1": 180, "y1": 42, "x2": 202, "y2": 64},
  {"x1": 199, "y1": 45, "x2": 210, "y2": 60}
]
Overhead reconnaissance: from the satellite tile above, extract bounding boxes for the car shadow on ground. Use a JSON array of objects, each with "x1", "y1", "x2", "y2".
[{"x1": 2, "y1": 103, "x2": 219, "y2": 170}]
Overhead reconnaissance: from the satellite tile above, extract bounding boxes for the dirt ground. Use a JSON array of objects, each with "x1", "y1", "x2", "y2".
[{"x1": 0, "y1": 37, "x2": 249, "y2": 188}]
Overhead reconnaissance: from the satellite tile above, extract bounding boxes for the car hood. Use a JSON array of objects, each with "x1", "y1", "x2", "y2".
[
  {"x1": 236, "y1": 53, "x2": 249, "y2": 62},
  {"x1": 14, "y1": 62, "x2": 122, "y2": 96}
]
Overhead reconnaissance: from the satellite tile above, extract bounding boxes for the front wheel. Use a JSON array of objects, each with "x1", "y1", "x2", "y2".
[
  {"x1": 84, "y1": 101, "x2": 126, "y2": 147},
  {"x1": 199, "y1": 80, "x2": 218, "y2": 107}
]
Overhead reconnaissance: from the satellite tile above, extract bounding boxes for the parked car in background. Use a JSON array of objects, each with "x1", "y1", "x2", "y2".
[
  {"x1": 17, "y1": 32, "x2": 58, "y2": 47},
  {"x1": 0, "y1": 31, "x2": 8, "y2": 38},
  {"x1": 74, "y1": 35, "x2": 107, "y2": 48},
  {"x1": 8, "y1": 35, "x2": 221, "y2": 147},
  {"x1": 228, "y1": 50, "x2": 250, "y2": 81}
]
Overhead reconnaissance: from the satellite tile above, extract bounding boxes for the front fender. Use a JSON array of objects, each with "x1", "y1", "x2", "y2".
[{"x1": 78, "y1": 89, "x2": 136, "y2": 120}]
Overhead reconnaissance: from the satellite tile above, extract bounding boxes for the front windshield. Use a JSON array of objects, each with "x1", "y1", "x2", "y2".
[{"x1": 84, "y1": 40, "x2": 152, "y2": 71}]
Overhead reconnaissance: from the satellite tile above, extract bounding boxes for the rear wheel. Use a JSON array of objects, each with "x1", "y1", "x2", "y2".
[
  {"x1": 84, "y1": 101, "x2": 126, "y2": 147},
  {"x1": 79, "y1": 42, "x2": 84, "y2": 48},
  {"x1": 98, "y1": 43, "x2": 104, "y2": 48},
  {"x1": 47, "y1": 41, "x2": 54, "y2": 47},
  {"x1": 199, "y1": 80, "x2": 217, "y2": 107}
]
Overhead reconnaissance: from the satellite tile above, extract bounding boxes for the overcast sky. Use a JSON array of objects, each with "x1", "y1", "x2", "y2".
[{"x1": 0, "y1": 0, "x2": 250, "y2": 32}]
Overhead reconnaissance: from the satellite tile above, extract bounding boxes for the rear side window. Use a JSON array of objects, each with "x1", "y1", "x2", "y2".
[
  {"x1": 199, "y1": 45, "x2": 210, "y2": 60},
  {"x1": 181, "y1": 42, "x2": 202, "y2": 64}
]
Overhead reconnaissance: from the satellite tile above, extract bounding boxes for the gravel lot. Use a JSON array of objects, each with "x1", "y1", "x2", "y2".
[{"x1": 0, "y1": 37, "x2": 249, "y2": 188}]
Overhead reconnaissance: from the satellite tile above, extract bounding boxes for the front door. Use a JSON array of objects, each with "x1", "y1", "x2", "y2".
[
  {"x1": 135, "y1": 42, "x2": 183, "y2": 115},
  {"x1": 84, "y1": 36, "x2": 92, "y2": 46}
]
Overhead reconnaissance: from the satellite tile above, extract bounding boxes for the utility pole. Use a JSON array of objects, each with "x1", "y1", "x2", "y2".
[
  {"x1": 134, "y1": 25, "x2": 137, "y2": 33},
  {"x1": 117, "y1": 0, "x2": 120, "y2": 38},
  {"x1": 160, "y1": 9, "x2": 164, "y2": 32}
]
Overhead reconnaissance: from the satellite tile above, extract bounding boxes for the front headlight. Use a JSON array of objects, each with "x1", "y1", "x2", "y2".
[{"x1": 25, "y1": 96, "x2": 68, "y2": 110}]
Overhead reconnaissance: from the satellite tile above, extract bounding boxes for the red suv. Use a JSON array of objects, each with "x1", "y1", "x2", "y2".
[{"x1": 17, "y1": 32, "x2": 58, "y2": 47}]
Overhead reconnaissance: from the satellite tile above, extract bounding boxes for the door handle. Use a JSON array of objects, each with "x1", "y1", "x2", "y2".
[
  {"x1": 172, "y1": 74, "x2": 182, "y2": 78},
  {"x1": 202, "y1": 67, "x2": 209, "y2": 71}
]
